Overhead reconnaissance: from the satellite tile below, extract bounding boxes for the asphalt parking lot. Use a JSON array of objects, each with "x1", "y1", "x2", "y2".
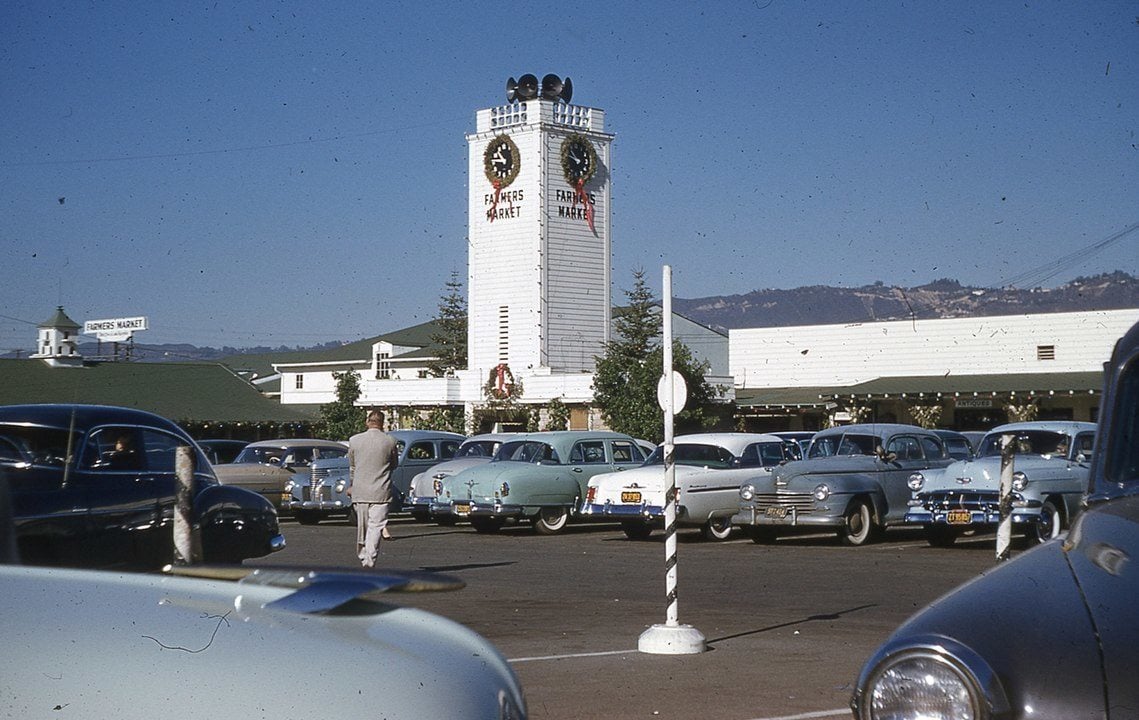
[{"x1": 267, "y1": 517, "x2": 1005, "y2": 720}]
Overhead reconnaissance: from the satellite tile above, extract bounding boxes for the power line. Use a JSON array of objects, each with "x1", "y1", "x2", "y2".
[{"x1": 999, "y1": 220, "x2": 1139, "y2": 289}]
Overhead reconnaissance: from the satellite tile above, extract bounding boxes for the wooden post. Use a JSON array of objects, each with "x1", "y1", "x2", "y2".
[{"x1": 174, "y1": 445, "x2": 200, "y2": 565}]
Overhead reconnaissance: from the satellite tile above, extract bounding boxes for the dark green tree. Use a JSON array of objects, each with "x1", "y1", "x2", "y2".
[
  {"x1": 314, "y1": 369, "x2": 363, "y2": 440},
  {"x1": 427, "y1": 271, "x2": 468, "y2": 377},
  {"x1": 592, "y1": 269, "x2": 717, "y2": 444}
]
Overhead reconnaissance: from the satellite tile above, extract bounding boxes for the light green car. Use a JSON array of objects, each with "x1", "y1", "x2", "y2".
[{"x1": 430, "y1": 431, "x2": 648, "y2": 534}]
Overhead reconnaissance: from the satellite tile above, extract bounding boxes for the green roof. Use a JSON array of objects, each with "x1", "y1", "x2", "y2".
[
  {"x1": 39, "y1": 306, "x2": 80, "y2": 330},
  {"x1": 0, "y1": 359, "x2": 317, "y2": 423},
  {"x1": 735, "y1": 371, "x2": 1104, "y2": 408},
  {"x1": 221, "y1": 319, "x2": 442, "y2": 379}
]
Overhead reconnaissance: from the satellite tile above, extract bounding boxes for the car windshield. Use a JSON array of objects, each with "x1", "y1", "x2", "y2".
[
  {"x1": 644, "y1": 443, "x2": 735, "y2": 469},
  {"x1": 493, "y1": 440, "x2": 560, "y2": 464},
  {"x1": 808, "y1": 433, "x2": 879, "y2": 458},
  {"x1": 1104, "y1": 362, "x2": 1139, "y2": 488},
  {"x1": 458, "y1": 440, "x2": 500, "y2": 458},
  {"x1": 0, "y1": 424, "x2": 80, "y2": 468},
  {"x1": 977, "y1": 430, "x2": 1070, "y2": 459}
]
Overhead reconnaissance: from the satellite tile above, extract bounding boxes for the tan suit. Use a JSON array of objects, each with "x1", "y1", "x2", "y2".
[{"x1": 348, "y1": 427, "x2": 398, "y2": 567}]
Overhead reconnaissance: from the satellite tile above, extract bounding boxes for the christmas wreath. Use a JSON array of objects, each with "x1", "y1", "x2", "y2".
[{"x1": 485, "y1": 363, "x2": 518, "y2": 401}]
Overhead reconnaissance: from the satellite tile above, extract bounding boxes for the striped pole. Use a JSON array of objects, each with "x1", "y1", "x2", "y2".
[
  {"x1": 638, "y1": 265, "x2": 704, "y2": 655},
  {"x1": 996, "y1": 433, "x2": 1014, "y2": 562},
  {"x1": 173, "y1": 445, "x2": 200, "y2": 565}
]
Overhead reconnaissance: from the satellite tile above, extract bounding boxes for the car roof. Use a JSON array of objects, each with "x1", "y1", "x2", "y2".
[
  {"x1": 388, "y1": 430, "x2": 466, "y2": 442},
  {"x1": 461, "y1": 432, "x2": 522, "y2": 444},
  {"x1": 814, "y1": 423, "x2": 938, "y2": 438},
  {"x1": 503, "y1": 430, "x2": 636, "y2": 453},
  {"x1": 673, "y1": 432, "x2": 786, "y2": 454},
  {"x1": 0, "y1": 403, "x2": 184, "y2": 433},
  {"x1": 986, "y1": 421, "x2": 1097, "y2": 437},
  {"x1": 242, "y1": 438, "x2": 348, "y2": 449}
]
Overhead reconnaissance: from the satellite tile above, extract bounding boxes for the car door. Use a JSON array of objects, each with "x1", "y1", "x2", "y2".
[
  {"x1": 881, "y1": 435, "x2": 932, "y2": 522},
  {"x1": 77, "y1": 425, "x2": 163, "y2": 567},
  {"x1": 392, "y1": 440, "x2": 441, "y2": 497}
]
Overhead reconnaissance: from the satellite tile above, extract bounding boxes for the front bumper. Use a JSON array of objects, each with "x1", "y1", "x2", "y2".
[
  {"x1": 732, "y1": 504, "x2": 841, "y2": 528},
  {"x1": 905, "y1": 508, "x2": 1045, "y2": 528},
  {"x1": 430, "y1": 499, "x2": 525, "y2": 520},
  {"x1": 906, "y1": 491, "x2": 1046, "y2": 528}
]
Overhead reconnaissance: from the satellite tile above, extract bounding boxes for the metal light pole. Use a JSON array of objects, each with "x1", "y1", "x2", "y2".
[
  {"x1": 639, "y1": 265, "x2": 705, "y2": 655},
  {"x1": 996, "y1": 433, "x2": 1014, "y2": 562}
]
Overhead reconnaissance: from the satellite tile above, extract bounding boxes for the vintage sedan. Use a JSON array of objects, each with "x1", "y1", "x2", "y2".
[
  {"x1": 905, "y1": 420, "x2": 1096, "y2": 546},
  {"x1": 431, "y1": 431, "x2": 647, "y2": 534},
  {"x1": 213, "y1": 438, "x2": 348, "y2": 513},
  {"x1": 0, "y1": 561, "x2": 527, "y2": 719},
  {"x1": 735, "y1": 423, "x2": 954, "y2": 545},
  {"x1": 850, "y1": 319, "x2": 1139, "y2": 720},
  {"x1": 1, "y1": 404, "x2": 284, "y2": 569},
  {"x1": 405, "y1": 432, "x2": 518, "y2": 522},
  {"x1": 196, "y1": 438, "x2": 248, "y2": 465},
  {"x1": 292, "y1": 429, "x2": 465, "y2": 523},
  {"x1": 581, "y1": 433, "x2": 796, "y2": 541}
]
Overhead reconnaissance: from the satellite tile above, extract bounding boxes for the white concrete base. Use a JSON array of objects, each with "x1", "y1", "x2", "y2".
[{"x1": 638, "y1": 623, "x2": 706, "y2": 655}]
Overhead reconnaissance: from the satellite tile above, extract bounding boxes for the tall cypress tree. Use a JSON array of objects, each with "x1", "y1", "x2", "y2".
[{"x1": 427, "y1": 271, "x2": 468, "y2": 377}]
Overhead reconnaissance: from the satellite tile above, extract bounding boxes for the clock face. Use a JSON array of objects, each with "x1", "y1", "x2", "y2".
[
  {"x1": 561, "y1": 134, "x2": 597, "y2": 185},
  {"x1": 484, "y1": 135, "x2": 519, "y2": 187}
]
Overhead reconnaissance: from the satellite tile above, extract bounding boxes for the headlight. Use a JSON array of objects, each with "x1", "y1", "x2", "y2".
[
  {"x1": 739, "y1": 483, "x2": 755, "y2": 501},
  {"x1": 433, "y1": 479, "x2": 443, "y2": 495},
  {"x1": 907, "y1": 473, "x2": 925, "y2": 491},
  {"x1": 862, "y1": 652, "x2": 983, "y2": 720},
  {"x1": 1011, "y1": 471, "x2": 1028, "y2": 491},
  {"x1": 813, "y1": 483, "x2": 830, "y2": 501},
  {"x1": 499, "y1": 481, "x2": 510, "y2": 497},
  {"x1": 283, "y1": 479, "x2": 295, "y2": 493},
  {"x1": 334, "y1": 480, "x2": 346, "y2": 493}
]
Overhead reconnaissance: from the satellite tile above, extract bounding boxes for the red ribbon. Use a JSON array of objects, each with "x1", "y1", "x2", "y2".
[
  {"x1": 574, "y1": 179, "x2": 595, "y2": 233},
  {"x1": 488, "y1": 180, "x2": 501, "y2": 223}
]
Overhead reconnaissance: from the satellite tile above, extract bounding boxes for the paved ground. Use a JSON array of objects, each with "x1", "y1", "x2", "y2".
[{"x1": 267, "y1": 517, "x2": 1008, "y2": 720}]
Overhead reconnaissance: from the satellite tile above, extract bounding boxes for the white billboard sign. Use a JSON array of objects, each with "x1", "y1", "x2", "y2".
[{"x1": 83, "y1": 316, "x2": 148, "y2": 342}]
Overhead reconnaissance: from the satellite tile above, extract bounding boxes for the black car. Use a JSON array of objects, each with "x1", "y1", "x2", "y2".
[
  {"x1": 851, "y1": 320, "x2": 1139, "y2": 719},
  {"x1": 197, "y1": 438, "x2": 249, "y2": 465},
  {"x1": 0, "y1": 404, "x2": 284, "y2": 569}
]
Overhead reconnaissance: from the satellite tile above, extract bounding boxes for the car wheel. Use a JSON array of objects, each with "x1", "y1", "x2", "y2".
[
  {"x1": 294, "y1": 510, "x2": 320, "y2": 526},
  {"x1": 532, "y1": 507, "x2": 569, "y2": 535},
  {"x1": 470, "y1": 517, "x2": 504, "y2": 534},
  {"x1": 621, "y1": 521, "x2": 653, "y2": 540},
  {"x1": 1028, "y1": 499, "x2": 1063, "y2": 544},
  {"x1": 746, "y1": 526, "x2": 779, "y2": 544},
  {"x1": 925, "y1": 525, "x2": 959, "y2": 548},
  {"x1": 701, "y1": 515, "x2": 733, "y2": 541},
  {"x1": 837, "y1": 498, "x2": 878, "y2": 546}
]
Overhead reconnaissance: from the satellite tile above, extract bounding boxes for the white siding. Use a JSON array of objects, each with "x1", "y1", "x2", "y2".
[{"x1": 730, "y1": 308, "x2": 1139, "y2": 388}]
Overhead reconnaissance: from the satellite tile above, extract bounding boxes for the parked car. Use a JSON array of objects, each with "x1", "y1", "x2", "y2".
[
  {"x1": 905, "y1": 420, "x2": 1096, "y2": 546},
  {"x1": 734, "y1": 423, "x2": 954, "y2": 545},
  {"x1": 196, "y1": 438, "x2": 248, "y2": 465},
  {"x1": 850, "y1": 319, "x2": 1139, "y2": 720},
  {"x1": 294, "y1": 430, "x2": 465, "y2": 524},
  {"x1": 431, "y1": 431, "x2": 647, "y2": 534},
  {"x1": 931, "y1": 429, "x2": 975, "y2": 461},
  {"x1": 0, "y1": 561, "x2": 527, "y2": 719},
  {"x1": 213, "y1": 438, "x2": 348, "y2": 513},
  {"x1": 771, "y1": 430, "x2": 814, "y2": 458},
  {"x1": 581, "y1": 433, "x2": 796, "y2": 541},
  {"x1": 0, "y1": 404, "x2": 284, "y2": 569},
  {"x1": 406, "y1": 433, "x2": 519, "y2": 522}
]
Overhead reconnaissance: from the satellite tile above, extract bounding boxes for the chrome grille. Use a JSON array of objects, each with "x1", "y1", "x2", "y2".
[
  {"x1": 311, "y1": 466, "x2": 332, "y2": 483},
  {"x1": 751, "y1": 493, "x2": 815, "y2": 513},
  {"x1": 302, "y1": 485, "x2": 332, "y2": 502},
  {"x1": 924, "y1": 490, "x2": 999, "y2": 513}
]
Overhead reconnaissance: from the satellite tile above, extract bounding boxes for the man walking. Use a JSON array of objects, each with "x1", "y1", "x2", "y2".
[{"x1": 347, "y1": 410, "x2": 399, "y2": 568}]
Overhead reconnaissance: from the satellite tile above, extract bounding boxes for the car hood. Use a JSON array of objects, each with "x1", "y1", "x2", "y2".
[
  {"x1": 768, "y1": 455, "x2": 883, "y2": 486},
  {"x1": 920, "y1": 455, "x2": 1074, "y2": 493},
  {"x1": 410, "y1": 457, "x2": 492, "y2": 496},
  {"x1": 0, "y1": 564, "x2": 525, "y2": 719}
]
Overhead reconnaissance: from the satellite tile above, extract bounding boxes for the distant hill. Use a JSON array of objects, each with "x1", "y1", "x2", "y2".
[
  {"x1": 672, "y1": 271, "x2": 1139, "y2": 331},
  {"x1": 7, "y1": 272, "x2": 1137, "y2": 362}
]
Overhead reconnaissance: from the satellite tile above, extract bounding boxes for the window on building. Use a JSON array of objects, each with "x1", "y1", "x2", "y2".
[
  {"x1": 498, "y1": 305, "x2": 509, "y2": 364},
  {"x1": 377, "y1": 352, "x2": 391, "y2": 380},
  {"x1": 295, "y1": 374, "x2": 304, "y2": 390}
]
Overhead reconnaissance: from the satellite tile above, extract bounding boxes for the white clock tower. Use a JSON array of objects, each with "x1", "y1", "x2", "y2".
[{"x1": 466, "y1": 75, "x2": 614, "y2": 382}]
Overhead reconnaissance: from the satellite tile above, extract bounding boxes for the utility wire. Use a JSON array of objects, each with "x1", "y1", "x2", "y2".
[{"x1": 999, "y1": 220, "x2": 1139, "y2": 289}]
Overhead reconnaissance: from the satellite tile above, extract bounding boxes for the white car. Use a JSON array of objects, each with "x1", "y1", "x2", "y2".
[
  {"x1": 580, "y1": 432, "x2": 796, "y2": 541},
  {"x1": 405, "y1": 433, "x2": 520, "y2": 522},
  {"x1": 1, "y1": 562, "x2": 527, "y2": 719}
]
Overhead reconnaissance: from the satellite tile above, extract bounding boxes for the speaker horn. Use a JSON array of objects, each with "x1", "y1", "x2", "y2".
[
  {"x1": 541, "y1": 74, "x2": 563, "y2": 100},
  {"x1": 506, "y1": 76, "x2": 518, "y2": 103},
  {"x1": 516, "y1": 73, "x2": 539, "y2": 100},
  {"x1": 560, "y1": 76, "x2": 573, "y2": 104}
]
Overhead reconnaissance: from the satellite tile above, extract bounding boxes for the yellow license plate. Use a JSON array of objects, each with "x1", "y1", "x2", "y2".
[
  {"x1": 765, "y1": 506, "x2": 789, "y2": 519},
  {"x1": 946, "y1": 509, "x2": 971, "y2": 525},
  {"x1": 453, "y1": 503, "x2": 471, "y2": 516},
  {"x1": 621, "y1": 491, "x2": 642, "y2": 503}
]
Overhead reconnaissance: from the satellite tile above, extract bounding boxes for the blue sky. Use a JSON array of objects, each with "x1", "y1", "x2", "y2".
[{"x1": 2, "y1": 1, "x2": 1136, "y2": 351}]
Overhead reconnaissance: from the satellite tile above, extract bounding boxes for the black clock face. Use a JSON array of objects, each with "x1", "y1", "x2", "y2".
[
  {"x1": 560, "y1": 134, "x2": 597, "y2": 184},
  {"x1": 484, "y1": 135, "x2": 519, "y2": 187}
]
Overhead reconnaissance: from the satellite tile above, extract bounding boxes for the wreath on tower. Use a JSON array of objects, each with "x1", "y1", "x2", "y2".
[{"x1": 485, "y1": 363, "x2": 519, "y2": 401}]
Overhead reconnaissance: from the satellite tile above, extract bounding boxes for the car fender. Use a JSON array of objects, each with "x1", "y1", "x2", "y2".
[{"x1": 195, "y1": 484, "x2": 280, "y2": 563}]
